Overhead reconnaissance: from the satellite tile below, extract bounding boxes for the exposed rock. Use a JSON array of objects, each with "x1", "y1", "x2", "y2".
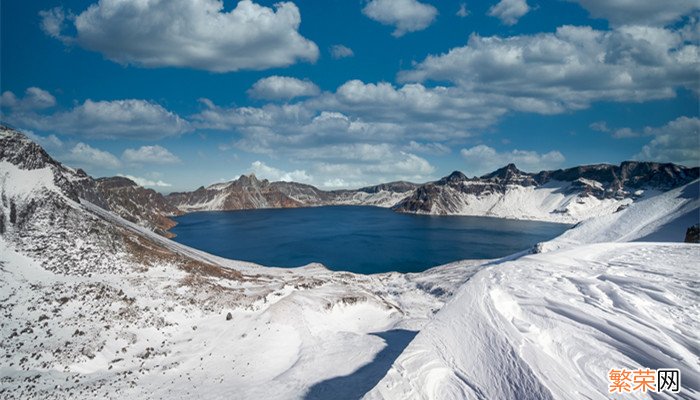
[{"x1": 685, "y1": 224, "x2": 700, "y2": 243}]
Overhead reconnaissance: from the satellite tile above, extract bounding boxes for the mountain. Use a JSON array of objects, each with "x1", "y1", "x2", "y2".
[
  {"x1": 1, "y1": 124, "x2": 698, "y2": 399},
  {"x1": 393, "y1": 162, "x2": 699, "y2": 222},
  {"x1": 165, "y1": 175, "x2": 417, "y2": 212},
  {"x1": 165, "y1": 174, "x2": 331, "y2": 211},
  {"x1": 94, "y1": 176, "x2": 182, "y2": 238},
  {"x1": 0, "y1": 125, "x2": 468, "y2": 398}
]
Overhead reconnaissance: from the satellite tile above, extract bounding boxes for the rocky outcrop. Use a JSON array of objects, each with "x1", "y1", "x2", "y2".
[
  {"x1": 95, "y1": 177, "x2": 182, "y2": 238},
  {"x1": 685, "y1": 224, "x2": 700, "y2": 243},
  {"x1": 0, "y1": 126, "x2": 181, "y2": 238}
]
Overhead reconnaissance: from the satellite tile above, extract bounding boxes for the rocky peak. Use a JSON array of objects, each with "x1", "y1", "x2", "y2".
[
  {"x1": 437, "y1": 171, "x2": 468, "y2": 185},
  {"x1": 481, "y1": 164, "x2": 537, "y2": 186},
  {"x1": 0, "y1": 126, "x2": 58, "y2": 170},
  {"x1": 95, "y1": 176, "x2": 138, "y2": 190},
  {"x1": 235, "y1": 173, "x2": 265, "y2": 188},
  {"x1": 482, "y1": 164, "x2": 521, "y2": 179}
]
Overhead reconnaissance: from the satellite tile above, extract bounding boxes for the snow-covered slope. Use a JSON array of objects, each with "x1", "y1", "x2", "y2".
[
  {"x1": 368, "y1": 181, "x2": 700, "y2": 400},
  {"x1": 393, "y1": 164, "x2": 698, "y2": 223},
  {"x1": 0, "y1": 126, "x2": 478, "y2": 399},
  {"x1": 368, "y1": 242, "x2": 699, "y2": 399}
]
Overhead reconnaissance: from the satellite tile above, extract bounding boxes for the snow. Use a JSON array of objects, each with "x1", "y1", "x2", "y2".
[
  {"x1": 367, "y1": 242, "x2": 700, "y2": 399},
  {"x1": 0, "y1": 161, "x2": 60, "y2": 202},
  {"x1": 417, "y1": 180, "x2": 635, "y2": 224},
  {"x1": 1, "y1": 133, "x2": 698, "y2": 399},
  {"x1": 367, "y1": 180, "x2": 700, "y2": 400}
]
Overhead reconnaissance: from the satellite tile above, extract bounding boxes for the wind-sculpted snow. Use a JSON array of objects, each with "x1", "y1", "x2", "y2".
[{"x1": 368, "y1": 243, "x2": 700, "y2": 399}]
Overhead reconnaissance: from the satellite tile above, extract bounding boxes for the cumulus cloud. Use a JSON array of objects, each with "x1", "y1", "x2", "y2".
[
  {"x1": 310, "y1": 147, "x2": 436, "y2": 186},
  {"x1": 22, "y1": 130, "x2": 64, "y2": 151},
  {"x1": 488, "y1": 0, "x2": 530, "y2": 26},
  {"x1": 117, "y1": 174, "x2": 172, "y2": 188},
  {"x1": 567, "y1": 0, "x2": 699, "y2": 27},
  {"x1": 633, "y1": 116, "x2": 700, "y2": 166},
  {"x1": 38, "y1": 7, "x2": 72, "y2": 43},
  {"x1": 399, "y1": 25, "x2": 700, "y2": 112},
  {"x1": 589, "y1": 121, "x2": 610, "y2": 132},
  {"x1": 64, "y1": 142, "x2": 122, "y2": 169},
  {"x1": 122, "y1": 145, "x2": 180, "y2": 164},
  {"x1": 362, "y1": 0, "x2": 438, "y2": 37},
  {"x1": 1, "y1": 87, "x2": 56, "y2": 110},
  {"x1": 330, "y1": 44, "x2": 354, "y2": 59},
  {"x1": 461, "y1": 144, "x2": 565, "y2": 175},
  {"x1": 41, "y1": 0, "x2": 319, "y2": 72},
  {"x1": 457, "y1": 3, "x2": 470, "y2": 17},
  {"x1": 249, "y1": 161, "x2": 313, "y2": 183},
  {"x1": 248, "y1": 76, "x2": 320, "y2": 100},
  {"x1": 9, "y1": 97, "x2": 190, "y2": 140}
]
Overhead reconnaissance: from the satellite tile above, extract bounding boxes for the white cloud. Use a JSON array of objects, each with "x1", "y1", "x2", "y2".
[
  {"x1": 248, "y1": 76, "x2": 320, "y2": 100},
  {"x1": 64, "y1": 142, "x2": 122, "y2": 169},
  {"x1": 42, "y1": 0, "x2": 318, "y2": 72},
  {"x1": 460, "y1": 144, "x2": 565, "y2": 175},
  {"x1": 633, "y1": 116, "x2": 700, "y2": 166},
  {"x1": 404, "y1": 140, "x2": 451, "y2": 155},
  {"x1": 117, "y1": 174, "x2": 172, "y2": 188},
  {"x1": 22, "y1": 130, "x2": 64, "y2": 150},
  {"x1": 249, "y1": 161, "x2": 312, "y2": 183},
  {"x1": 330, "y1": 44, "x2": 354, "y2": 59},
  {"x1": 0, "y1": 87, "x2": 56, "y2": 110},
  {"x1": 399, "y1": 24, "x2": 700, "y2": 111},
  {"x1": 589, "y1": 121, "x2": 610, "y2": 132},
  {"x1": 122, "y1": 145, "x2": 180, "y2": 164},
  {"x1": 567, "y1": 0, "x2": 699, "y2": 26},
  {"x1": 362, "y1": 0, "x2": 438, "y2": 37},
  {"x1": 488, "y1": 0, "x2": 530, "y2": 26},
  {"x1": 38, "y1": 7, "x2": 72, "y2": 44},
  {"x1": 611, "y1": 127, "x2": 644, "y2": 139},
  {"x1": 456, "y1": 3, "x2": 470, "y2": 17},
  {"x1": 10, "y1": 98, "x2": 190, "y2": 140}
]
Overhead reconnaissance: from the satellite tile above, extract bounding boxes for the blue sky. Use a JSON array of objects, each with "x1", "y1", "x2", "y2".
[{"x1": 1, "y1": 0, "x2": 698, "y2": 192}]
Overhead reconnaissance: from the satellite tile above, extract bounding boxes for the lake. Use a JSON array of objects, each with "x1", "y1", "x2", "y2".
[{"x1": 171, "y1": 206, "x2": 570, "y2": 274}]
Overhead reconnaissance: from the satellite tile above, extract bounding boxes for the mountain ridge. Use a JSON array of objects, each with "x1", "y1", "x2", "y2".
[{"x1": 3, "y1": 125, "x2": 698, "y2": 234}]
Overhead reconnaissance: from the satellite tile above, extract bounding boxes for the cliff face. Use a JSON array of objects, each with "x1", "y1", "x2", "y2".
[{"x1": 94, "y1": 177, "x2": 182, "y2": 238}]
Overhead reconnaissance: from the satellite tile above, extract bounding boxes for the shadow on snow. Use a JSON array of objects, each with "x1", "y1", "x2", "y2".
[{"x1": 304, "y1": 329, "x2": 418, "y2": 400}]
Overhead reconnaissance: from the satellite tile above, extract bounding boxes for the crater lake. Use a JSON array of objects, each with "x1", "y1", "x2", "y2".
[{"x1": 170, "y1": 206, "x2": 570, "y2": 274}]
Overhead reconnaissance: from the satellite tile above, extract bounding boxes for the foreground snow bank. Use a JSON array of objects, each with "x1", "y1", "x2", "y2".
[{"x1": 368, "y1": 242, "x2": 700, "y2": 399}]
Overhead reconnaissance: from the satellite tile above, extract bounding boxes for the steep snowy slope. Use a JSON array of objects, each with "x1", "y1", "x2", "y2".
[{"x1": 368, "y1": 181, "x2": 700, "y2": 400}]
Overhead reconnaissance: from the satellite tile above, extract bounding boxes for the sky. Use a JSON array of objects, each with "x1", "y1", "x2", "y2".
[{"x1": 1, "y1": 0, "x2": 699, "y2": 192}]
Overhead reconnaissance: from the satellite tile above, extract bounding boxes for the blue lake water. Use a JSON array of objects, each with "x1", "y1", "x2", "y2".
[{"x1": 171, "y1": 206, "x2": 570, "y2": 274}]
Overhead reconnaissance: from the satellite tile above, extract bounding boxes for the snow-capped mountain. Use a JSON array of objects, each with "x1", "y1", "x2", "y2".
[
  {"x1": 162, "y1": 162, "x2": 697, "y2": 226},
  {"x1": 393, "y1": 162, "x2": 699, "y2": 223}
]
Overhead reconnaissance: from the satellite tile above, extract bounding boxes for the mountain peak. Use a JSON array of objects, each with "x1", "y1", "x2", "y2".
[
  {"x1": 437, "y1": 171, "x2": 468, "y2": 185},
  {"x1": 481, "y1": 163, "x2": 524, "y2": 180}
]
